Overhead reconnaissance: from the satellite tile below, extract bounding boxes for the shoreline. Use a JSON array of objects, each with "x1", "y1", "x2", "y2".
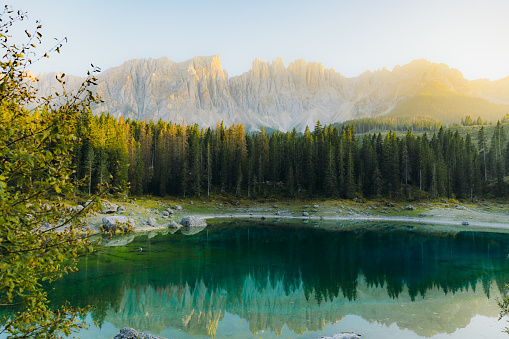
[
  {"x1": 111, "y1": 212, "x2": 509, "y2": 236},
  {"x1": 85, "y1": 199, "x2": 509, "y2": 235},
  {"x1": 199, "y1": 213, "x2": 509, "y2": 231}
]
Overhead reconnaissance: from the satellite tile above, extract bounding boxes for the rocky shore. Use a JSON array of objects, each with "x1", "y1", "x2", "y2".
[{"x1": 78, "y1": 198, "x2": 509, "y2": 236}]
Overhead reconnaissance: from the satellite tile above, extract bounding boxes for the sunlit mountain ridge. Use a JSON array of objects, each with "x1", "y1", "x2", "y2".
[{"x1": 35, "y1": 57, "x2": 509, "y2": 131}]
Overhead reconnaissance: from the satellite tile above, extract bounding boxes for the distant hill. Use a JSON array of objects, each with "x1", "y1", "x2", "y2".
[
  {"x1": 34, "y1": 57, "x2": 509, "y2": 132},
  {"x1": 388, "y1": 91, "x2": 509, "y2": 124}
]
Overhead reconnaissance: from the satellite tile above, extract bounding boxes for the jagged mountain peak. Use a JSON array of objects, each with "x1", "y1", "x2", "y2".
[{"x1": 34, "y1": 55, "x2": 509, "y2": 132}]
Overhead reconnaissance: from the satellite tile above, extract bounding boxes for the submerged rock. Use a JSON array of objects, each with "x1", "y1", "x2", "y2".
[
  {"x1": 180, "y1": 225, "x2": 206, "y2": 235},
  {"x1": 114, "y1": 327, "x2": 165, "y2": 339},
  {"x1": 101, "y1": 234, "x2": 135, "y2": 247}
]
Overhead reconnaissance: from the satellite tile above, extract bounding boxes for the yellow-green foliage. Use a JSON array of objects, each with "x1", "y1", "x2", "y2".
[{"x1": 0, "y1": 7, "x2": 101, "y2": 338}]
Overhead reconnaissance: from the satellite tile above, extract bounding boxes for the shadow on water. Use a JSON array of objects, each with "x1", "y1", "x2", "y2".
[{"x1": 3, "y1": 221, "x2": 509, "y2": 337}]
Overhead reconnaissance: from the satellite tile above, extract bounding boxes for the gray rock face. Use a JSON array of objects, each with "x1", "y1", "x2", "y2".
[
  {"x1": 406, "y1": 205, "x2": 415, "y2": 211},
  {"x1": 147, "y1": 217, "x2": 157, "y2": 226},
  {"x1": 100, "y1": 200, "x2": 119, "y2": 214},
  {"x1": 102, "y1": 216, "x2": 136, "y2": 231},
  {"x1": 36, "y1": 56, "x2": 509, "y2": 133},
  {"x1": 173, "y1": 205, "x2": 183, "y2": 211},
  {"x1": 114, "y1": 327, "x2": 165, "y2": 339},
  {"x1": 160, "y1": 211, "x2": 169, "y2": 217},
  {"x1": 180, "y1": 216, "x2": 207, "y2": 227},
  {"x1": 303, "y1": 211, "x2": 309, "y2": 216}
]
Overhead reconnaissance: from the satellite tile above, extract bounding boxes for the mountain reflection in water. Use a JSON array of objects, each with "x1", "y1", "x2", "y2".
[{"x1": 32, "y1": 222, "x2": 509, "y2": 337}]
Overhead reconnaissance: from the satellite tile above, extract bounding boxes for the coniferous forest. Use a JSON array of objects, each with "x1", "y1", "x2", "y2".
[{"x1": 73, "y1": 110, "x2": 509, "y2": 200}]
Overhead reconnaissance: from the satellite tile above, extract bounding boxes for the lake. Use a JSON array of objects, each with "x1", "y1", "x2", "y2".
[{"x1": 3, "y1": 220, "x2": 509, "y2": 338}]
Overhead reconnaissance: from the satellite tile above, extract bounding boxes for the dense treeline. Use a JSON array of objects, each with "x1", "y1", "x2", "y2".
[
  {"x1": 72, "y1": 111, "x2": 509, "y2": 199},
  {"x1": 336, "y1": 116, "x2": 442, "y2": 134}
]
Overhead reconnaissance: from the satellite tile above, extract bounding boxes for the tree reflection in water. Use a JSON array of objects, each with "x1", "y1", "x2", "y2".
[{"x1": 9, "y1": 221, "x2": 509, "y2": 337}]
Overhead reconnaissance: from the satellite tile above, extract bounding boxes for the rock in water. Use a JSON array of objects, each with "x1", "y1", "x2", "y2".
[
  {"x1": 102, "y1": 216, "x2": 136, "y2": 231},
  {"x1": 180, "y1": 216, "x2": 207, "y2": 227},
  {"x1": 114, "y1": 327, "x2": 166, "y2": 339}
]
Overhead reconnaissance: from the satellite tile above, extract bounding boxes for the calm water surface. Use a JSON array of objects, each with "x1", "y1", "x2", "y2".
[{"x1": 4, "y1": 220, "x2": 509, "y2": 338}]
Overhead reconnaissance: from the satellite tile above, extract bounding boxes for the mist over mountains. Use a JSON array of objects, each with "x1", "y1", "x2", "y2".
[{"x1": 36, "y1": 56, "x2": 509, "y2": 132}]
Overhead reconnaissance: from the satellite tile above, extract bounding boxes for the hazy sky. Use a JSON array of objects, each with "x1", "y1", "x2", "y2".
[{"x1": 13, "y1": 0, "x2": 509, "y2": 80}]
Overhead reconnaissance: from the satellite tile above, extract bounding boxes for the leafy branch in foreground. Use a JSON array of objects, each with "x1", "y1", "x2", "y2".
[{"x1": 0, "y1": 5, "x2": 103, "y2": 338}]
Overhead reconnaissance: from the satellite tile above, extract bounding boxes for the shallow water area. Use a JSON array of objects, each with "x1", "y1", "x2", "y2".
[{"x1": 2, "y1": 220, "x2": 509, "y2": 338}]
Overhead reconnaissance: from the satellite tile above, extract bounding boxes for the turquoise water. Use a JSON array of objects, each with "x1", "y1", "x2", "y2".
[{"x1": 4, "y1": 220, "x2": 509, "y2": 338}]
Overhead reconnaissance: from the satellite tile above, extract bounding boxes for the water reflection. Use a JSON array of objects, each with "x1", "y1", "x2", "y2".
[{"x1": 16, "y1": 222, "x2": 509, "y2": 337}]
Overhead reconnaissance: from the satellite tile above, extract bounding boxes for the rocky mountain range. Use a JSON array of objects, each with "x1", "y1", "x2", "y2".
[{"x1": 35, "y1": 55, "x2": 509, "y2": 132}]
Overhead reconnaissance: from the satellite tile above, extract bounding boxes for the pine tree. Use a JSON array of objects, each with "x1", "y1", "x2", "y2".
[
  {"x1": 189, "y1": 124, "x2": 202, "y2": 197},
  {"x1": 323, "y1": 141, "x2": 338, "y2": 197},
  {"x1": 478, "y1": 126, "x2": 488, "y2": 182},
  {"x1": 206, "y1": 142, "x2": 212, "y2": 197}
]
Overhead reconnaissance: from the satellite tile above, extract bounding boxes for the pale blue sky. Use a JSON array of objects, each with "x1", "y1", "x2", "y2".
[{"x1": 13, "y1": 0, "x2": 509, "y2": 80}]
